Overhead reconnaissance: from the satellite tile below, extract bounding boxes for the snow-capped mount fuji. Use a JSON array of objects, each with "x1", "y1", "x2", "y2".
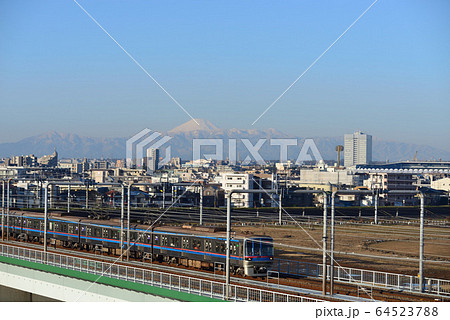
[
  {"x1": 167, "y1": 118, "x2": 289, "y2": 139},
  {"x1": 168, "y1": 119, "x2": 220, "y2": 135}
]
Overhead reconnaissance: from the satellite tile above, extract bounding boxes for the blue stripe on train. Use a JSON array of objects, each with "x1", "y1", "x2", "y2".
[{"x1": 4, "y1": 225, "x2": 243, "y2": 261}]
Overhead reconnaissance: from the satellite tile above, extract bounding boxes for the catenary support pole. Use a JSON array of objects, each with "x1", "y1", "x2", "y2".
[
  {"x1": 278, "y1": 190, "x2": 282, "y2": 225},
  {"x1": 199, "y1": 186, "x2": 203, "y2": 226},
  {"x1": 120, "y1": 184, "x2": 124, "y2": 261},
  {"x1": 419, "y1": 193, "x2": 424, "y2": 292},
  {"x1": 6, "y1": 179, "x2": 11, "y2": 241},
  {"x1": 330, "y1": 193, "x2": 335, "y2": 295},
  {"x1": 162, "y1": 184, "x2": 166, "y2": 209},
  {"x1": 322, "y1": 193, "x2": 328, "y2": 296},
  {"x1": 387, "y1": 190, "x2": 426, "y2": 292},
  {"x1": 85, "y1": 182, "x2": 89, "y2": 209},
  {"x1": 44, "y1": 183, "x2": 48, "y2": 255},
  {"x1": 1, "y1": 180, "x2": 4, "y2": 241},
  {"x1": 225, "y1": 189, "x2": 278, "y2": 300},
  {"x1": 127, "y1": 184, "x2": 131, "y2": 261},
  {"x1": 374, "y1": 189, "x2": 378, "y2": 224},
  {"x1": 67, "y1": 185, "x2": 71, "y2": 213},
  {"x1": 226, "y1": 195, "x2": 231, "y2": 299}
]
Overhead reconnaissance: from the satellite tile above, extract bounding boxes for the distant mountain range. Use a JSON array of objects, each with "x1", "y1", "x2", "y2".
[{"x1": 1, "y1": 119, "x2": 449, "y2": 162}]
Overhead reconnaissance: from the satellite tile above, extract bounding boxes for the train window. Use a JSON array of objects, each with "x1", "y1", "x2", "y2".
[
  {"x1": 49, "y1": 222, "x2": 53, "y2": 231},
  {"x1": 112, "y1": 231, "x2": 119, "y2": 240},
  {"x1": 62, "y1": 224, "x2": 67, "y2": 232},
  {"x1": 161, "y1": 236, "x2": 168, "y2": 246},
  {"x1": 192, "y1": 239, "x2": 202, "y2": 250},
  {"x1": 232, "y1": 244, "x2": 239, "y2": 255},
  {"x1": 94, "y1": 228, "x2": 101, "y2": 237},
  {"x1": 86, "y1": 227, "x2": 92, "y2": 236},
  {"x1": 245, "y1": 239, "x2": 273, "y2": 257},
  {"x1": 245, "y1": 241, "x2": 253, "y2": 256},
  {"x1": 169, "y1": 237, "x2": 179, "y2": 247},
  {"x1": 215, "y1": 242, "x2": 226, "y2": 253},
  {"x1": 102, "y1": 229, "x2": 109, "y2": 238},
  {"x1": 154, "y1": 235, "x2": 159, "y2": 244},
  {"x1": 204, "y1": 240, "x2": 212, "y2": 252},
  {"x1": 182, "y1": 238, "x2": 190, "y2": 249},
  {"x1": 261, "y1": 239, "x2": 273, "y2": 256},
  {"x1": 68, "y1": 225, "x2": 74, "y2": 234}
]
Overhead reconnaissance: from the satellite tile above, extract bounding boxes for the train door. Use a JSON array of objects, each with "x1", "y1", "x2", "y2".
[
  {"x1": 181, "y1": 237, "x2": 190, "y2": 257},
  {"x1": 161, "y1": 235, "x2": 168, "y2": 255},
  {"x1": 204, "y1": 239, "x2": 212, "y2": 260},
  {"x1": 102, "y1": 228, "x2": 110, "y2": 247}
]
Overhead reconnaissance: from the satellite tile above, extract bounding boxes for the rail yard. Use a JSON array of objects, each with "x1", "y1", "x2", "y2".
[{"x1": 1, "y1": 204, "x2": 449, "y2": 302}]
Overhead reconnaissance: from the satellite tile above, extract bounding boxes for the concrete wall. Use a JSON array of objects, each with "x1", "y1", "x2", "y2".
[{"x1": 0, "y1": 284, "x2": 60, "y2": 302}]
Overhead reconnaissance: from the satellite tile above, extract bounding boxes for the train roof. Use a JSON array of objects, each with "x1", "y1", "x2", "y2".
[{"x1": 10, "y1": 210, "x2": 272, "y2": 241}]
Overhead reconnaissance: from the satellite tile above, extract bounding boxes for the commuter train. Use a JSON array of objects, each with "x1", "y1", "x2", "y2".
[{"x1": 1, "y1": 211, "x2": 274, "y2": 277}]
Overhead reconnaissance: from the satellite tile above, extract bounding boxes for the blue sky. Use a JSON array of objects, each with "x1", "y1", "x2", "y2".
[{"x1": 1, "y1": 0, "x2": 449, "y2": 150}]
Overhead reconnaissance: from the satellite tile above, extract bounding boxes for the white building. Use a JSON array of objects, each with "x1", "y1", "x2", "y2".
[
  {"x1": 216, "y1": 173, "x2": 254, "y2": 207},
  {"x1": 363, "y1": 172, "x2": 416, "y2": 205},
  {"x1": 344, "y1": 131, "x2": 372, "y2": 167},
  {"x1": 431, "y1": 177, "x2": 450, "y2": 192},
  {"x1": 299, "y1": 165, "x2": 361, "y2": 186}
]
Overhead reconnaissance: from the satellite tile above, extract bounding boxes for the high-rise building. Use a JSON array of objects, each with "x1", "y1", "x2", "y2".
[
  {"x1": 344, "y1": 131, "x2": 372, "y2": 167},
  {"x1": 146, "y1": 148, "x2": 159, "y2": 172}
]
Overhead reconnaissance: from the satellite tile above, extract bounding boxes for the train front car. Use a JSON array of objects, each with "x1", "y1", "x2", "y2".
[{"x1": 243, "y1": 236, "x2": 274, "y2": 277}]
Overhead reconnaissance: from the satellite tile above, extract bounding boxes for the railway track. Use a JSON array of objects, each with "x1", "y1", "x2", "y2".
[
  {"x1": 18, "y1": 205, "x2": 450, "y2": 227},
  {"x1": 1, "y1": 239, "x2": 447, "y2": 302}
]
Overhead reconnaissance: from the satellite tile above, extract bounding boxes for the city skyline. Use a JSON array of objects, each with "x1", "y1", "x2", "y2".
[
  {"x1": 1, "y1": 1, "x2": 449, "y2": 150},
  {"x1": 1, "y1": 118, "x2": 450, "y2": 162}
]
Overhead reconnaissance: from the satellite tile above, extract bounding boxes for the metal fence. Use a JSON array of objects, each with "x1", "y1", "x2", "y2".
[
  {"x1": 0, "y1": 243, "x2": 323, "y2": 302},
  {"x1": 273, "y1": 259, "x2": 450, "y2": 296}
]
